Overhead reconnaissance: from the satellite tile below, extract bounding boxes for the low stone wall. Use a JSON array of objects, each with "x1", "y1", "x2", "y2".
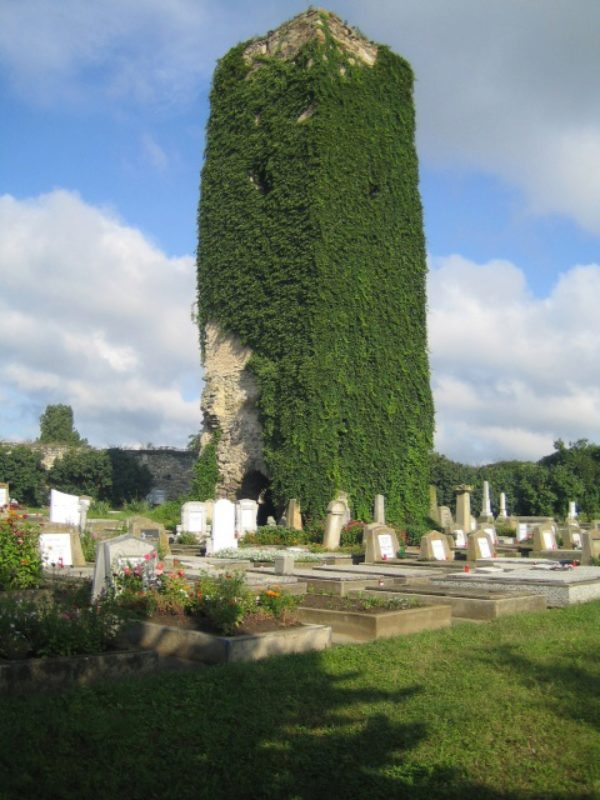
[{"x1": 1, "y1": 442, "x2": 197, "y2": 502}]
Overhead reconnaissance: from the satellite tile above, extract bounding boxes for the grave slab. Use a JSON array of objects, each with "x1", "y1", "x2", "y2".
[
  {"x1": 362, "y1": 586, "x2": 546, "y2": 620},
  {"x1": 431, "y1": 566, "x2": 600, "y2": 607}
]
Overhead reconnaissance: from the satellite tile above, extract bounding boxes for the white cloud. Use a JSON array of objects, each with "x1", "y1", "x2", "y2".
[
  {"x1": 0, "y1": 190, "x2": 201, "y2": 446},
  {"x1": 428, "y1": 255, "x2": 600, "y2": 463},
  {"x1": 2, "y1": 1, "x2": 599, "y2": 231}
]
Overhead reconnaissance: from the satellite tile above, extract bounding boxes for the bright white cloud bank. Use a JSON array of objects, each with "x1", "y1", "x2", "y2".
[
  {"x1": 1, "y1": 190, "x2": 599, "y2": 463},
  {"x1": 428, "y1": 255, "x2": 600, "y2": 463},
  {"x1": 0, "y1": 190, "x2": 201, "y2": 447}
]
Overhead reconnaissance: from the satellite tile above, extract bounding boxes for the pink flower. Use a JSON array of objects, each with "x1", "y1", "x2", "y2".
[
  {"x1": 144, "y1": 552, "x2": 152, "y2": 561},
  {"x1": 123, "y1": 567, "x2": 131, "y2": 576}
]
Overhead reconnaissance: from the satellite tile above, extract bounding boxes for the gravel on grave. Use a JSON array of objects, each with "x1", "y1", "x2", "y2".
[
  {"x1": 299, "y1": 594, "x2": 419, "y2": 614},
  {"x1": 145, "y1": 612, "x2": 302, "y2": 636}
]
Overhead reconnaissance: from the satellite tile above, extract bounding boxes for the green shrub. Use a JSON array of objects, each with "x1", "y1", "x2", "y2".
[
  {"x1": 178, "y1": 532, "x2": 199, "y2": 545},
  {"x1": 0, "y1": 445, "x2": 47, "y2": 506},
  {"x1": 257, "y1": 587, "x2": 298, "y2": 621},
  {"x1": 80, "y1": 530, "x2": 97, "y2": 562},
  {"x1": 147, "y1": 500, "x2": 182, "y2": 531},
  {"x1": 242, "y1": 526, "x2": 320, "y2": 547},
  {"x1": 0, "y1": 513, "x2": 42, "y2": 590},
  {"x1": 48, "y1": 448, "x2": 112, "y2": 500},
  {"x1": 0, "y1": 596, "x2": 123, "y2": 659},
  {"x1": 193, "y1": 572, "x2": 254, "y2": 635},
  {"x1": 339, "y1": 520, "x2": 365, "y2": 548}
]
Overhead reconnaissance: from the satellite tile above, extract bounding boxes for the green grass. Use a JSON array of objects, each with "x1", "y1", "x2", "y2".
[{"x1": 1, "y1": 603, "x2": 599, "y2": 799}]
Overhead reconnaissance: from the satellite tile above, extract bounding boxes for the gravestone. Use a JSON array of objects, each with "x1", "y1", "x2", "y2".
[
  {"x1": 91, "y1": 534, "x2": 156, "y2": 601},
  {"x1": 181, "y1": 501, "x2": 207, "y2": 536},
  {"x1": 515, "y1": 517, "x2": 555, "y2": 542},
  {"x1": 78, "y1": 496, "x2": 92, "y2": 532},
  {"x1": 420, "y1": 530, "x2": 452, "y2": 562},
  {"x1": 274, "y1": 553, "x2": 295, "y2": 575},
  {"x1": 0, "y1": 482, "x2": 9, "y2": 507},
  {"x1": 497, "y1": 492, "x2": 508, "y2": 519},
  {"x1": 467, "y1": 530, "x2": 495, "y2": 561},
  {"x1": 482, "y1": 525, "x2": 497, "y2": 544},
  {"x1": 212, "y1": 498, "x2": 237, "y2": 551},
  {"x1": 39, "y1": 526, "x2": 86, "y2": 568},
  {"x1": 567, "y1": 501, "x2": 577, "y2": 522},
  {"x1": 455, "y1": 485, "x2": 474, "y2": 532},
  {"x1": 364, "y1": 523, "x2": 399, "y2": 562},
  {"x1": 374, "y1": 494, "x2": 385, "y2": 524},
  {"x1": 581, "y1": 531, "x2": 600, "y2": 565},
  {"x1": 532, "y1": 526, "x2": 557, "y2": 553},
  {"x1": 236, "y1": 499, "x2": 258, "y2": 536},
  {"x1": 50, "y1": 488, "x2": 82, "y2": 526},
  {"x1": 438, "y1": 506, "x2": 453, "y2": 531},
  {"x1": 285, "y1": 498, "x2": 303, "y2": 531},
  {"x1": 336, "y1": 491, "x2": 352, "y2": 526},
  {"x1": 428, "y1": 485, "x2": 440, "y2": 524},
  {"x1": 563, "y1": 527, "x2": 582, "y2": 549},
  {"x1": 128, "y1": 515, "x2": 171, "y2": 555},
  {"x1": 266, "y1": 516, "x2": 277, "y2": 527},
  {"x1": 323, "y1": 499, "x2": 346, "y2": 549},
  {"x1": 479, "y1": 480, "x2": 493, "y2": 522},
  {"x1": 451, "y1": 529, "x2": 467, "y2": 548}
]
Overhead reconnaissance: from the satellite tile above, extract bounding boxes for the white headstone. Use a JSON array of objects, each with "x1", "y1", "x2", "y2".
[
  {"x1": 542, "y1": 530, "x2": 556, "y2": 550},
  {"x1": 236, "y1": 499, "x2": 258, "y2": 536},
  {"x1": 378, "y1": 533, "x2": 395, "y2": 559},
  {"x1": 50, "y1": 488, "x2": 81, "y2": 526},
  {"x1": 0, "y1": 483, "x2": 9, "y2": 506},
  {"x1": 91, "y1": 534, "x2": 156, "y2": 601},
  {"x1": 478, "y1": 536, "x2": 492, "y2": 559},
  {"x1": 568, "y1": 501, "x2": 577, "y2": 521},
  {"x1": 212, "y1": 498, "x2": 237, "y2": 551},
  {"x1": 483, "y1": 526, "x2": 497, "y2": 544},
  {"x1": 431, "y1": 539, "x2": 447, "y2": 561},
  {"x1": 40, "y1": 532, "x2": 73, "y2": 567},
  {"x1": 572, "y1": 531, "x2": 582, "y2": 547},
  {"x1": 181, "y1": 501, "x2": 207, "y2": 535},
  {"x1": 452, "y1": 529, "x2": 466, "y2": 547},
  {"x1": 517, "y1": 523, "x2": 529, "y2": 541}
]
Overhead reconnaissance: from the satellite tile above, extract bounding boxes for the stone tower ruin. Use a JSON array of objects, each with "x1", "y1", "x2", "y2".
[{"x1": 196, "y1": 9, "x2": 433, "y2": 525}]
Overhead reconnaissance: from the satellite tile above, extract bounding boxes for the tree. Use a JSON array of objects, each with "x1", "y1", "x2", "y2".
[
  {"x1": 47, "y1": 449, "x2": 111, "y2": 500},
  {"x1": 39, "y1": 404, "x2": 85, "y2": 445},
  {"x1": 106, "y1": 449, "x2": 153, "y2": 506},
  {"x1": 0, "y1": 446, "x2": 47, "y2": 506}
]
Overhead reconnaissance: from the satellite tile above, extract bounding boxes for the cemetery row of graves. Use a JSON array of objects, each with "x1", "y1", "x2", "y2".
[{"x1": 1, "y1": 474, "x2": 600, "y2": 695}]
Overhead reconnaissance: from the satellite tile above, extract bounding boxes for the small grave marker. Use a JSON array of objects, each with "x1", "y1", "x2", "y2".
[
  {"x1": 212, "y1": 498, "x2": 237, "y2": 551},
  {"x1": 236, "y1": 499, "x2": 258, "y2": 536},
  {"x1": 181, "y1": 502, "x2": 207, "y2": 535},
  {"x1": 420, "y1": 531, "x2": 452, "y2": 561},
  {"x1": 91, "y1": 534, "x2": 156, "y2": 601}
]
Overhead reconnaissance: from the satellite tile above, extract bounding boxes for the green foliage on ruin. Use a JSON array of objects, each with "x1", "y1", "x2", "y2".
[
  {"x1": 197, "y1": 15, "x2": 433, "y2": 524},
  {"x1": 191, "y1": 430, "x2": 222, "y2": 502}
]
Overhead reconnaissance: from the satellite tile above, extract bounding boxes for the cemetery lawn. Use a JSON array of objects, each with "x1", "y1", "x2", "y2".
[{"x1": 1, "y1": 602, "x2": 599, "y2": 799}]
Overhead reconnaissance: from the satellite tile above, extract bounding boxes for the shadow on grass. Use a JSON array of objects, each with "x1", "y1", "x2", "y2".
[
  {"x1": 0, "y1": 647, "x2": 594, "y2": 800},
  {"x1": 476, "y1": 638, "x2": 600, "y2": 732}
]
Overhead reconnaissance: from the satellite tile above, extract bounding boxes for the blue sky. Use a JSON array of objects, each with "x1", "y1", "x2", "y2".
[{"x1": 1, "y1": 0, "x2": 599, "y2": 463}]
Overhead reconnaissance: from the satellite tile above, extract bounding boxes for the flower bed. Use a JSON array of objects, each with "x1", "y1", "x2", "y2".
[{"x1": 296, "y1": 593, "x2": 452, "y2": 641}]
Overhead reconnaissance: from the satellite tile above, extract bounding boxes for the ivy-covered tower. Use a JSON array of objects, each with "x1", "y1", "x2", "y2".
[{"x1": 197, "y1": 9, "x2": 433, "y2": 526}]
